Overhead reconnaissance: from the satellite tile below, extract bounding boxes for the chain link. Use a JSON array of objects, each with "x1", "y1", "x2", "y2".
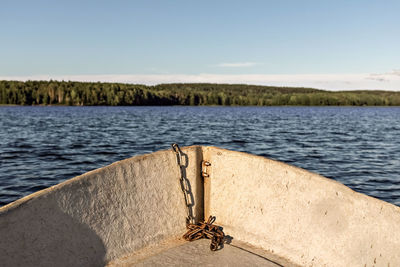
[
  {"x1": 172, "y1": 143, "x2": 225, "y2": 251},
  {"x1": 172, "y1": 143, "x2": 195, "y2": 225},
  {"x1": 183, "y1": 215, "x2": 225, "y2": 251}
]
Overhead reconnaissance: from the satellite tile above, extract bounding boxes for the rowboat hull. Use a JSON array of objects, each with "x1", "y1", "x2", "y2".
[{"x1": 1, "y1": 146, "x2": 399, "y2": 266}]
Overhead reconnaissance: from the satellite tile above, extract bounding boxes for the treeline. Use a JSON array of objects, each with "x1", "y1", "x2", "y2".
[{"x1": 1, "y1": 80, "x2": 400, "y2": 106}]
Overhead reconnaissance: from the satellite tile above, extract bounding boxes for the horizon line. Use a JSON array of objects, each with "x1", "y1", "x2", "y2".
[{"x1": 1, "y1": 72, "x2": 400, "y2": 91}]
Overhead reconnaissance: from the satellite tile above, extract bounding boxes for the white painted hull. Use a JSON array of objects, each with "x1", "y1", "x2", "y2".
[{"x1": 1, "y1": 146, "x2": 399, "y2": 266}]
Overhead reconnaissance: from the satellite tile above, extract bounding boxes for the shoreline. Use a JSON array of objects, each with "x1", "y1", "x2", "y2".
[{"x1": 2, "y1": 104, "x2": 400, "y2": 107}]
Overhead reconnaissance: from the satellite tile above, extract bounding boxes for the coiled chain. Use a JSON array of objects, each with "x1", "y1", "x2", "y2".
[{"x1": 172, "y1": 143, "x2": 225, "y2": 251}]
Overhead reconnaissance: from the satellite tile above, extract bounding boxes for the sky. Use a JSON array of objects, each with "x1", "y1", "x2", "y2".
[{"x1": 0, "y1": 0, "x2": 399, "y2": 90}]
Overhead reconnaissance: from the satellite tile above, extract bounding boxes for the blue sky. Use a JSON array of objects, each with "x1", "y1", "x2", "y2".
[{"x1": 1, "y1": 0, "x2": 399, "y2": 90}]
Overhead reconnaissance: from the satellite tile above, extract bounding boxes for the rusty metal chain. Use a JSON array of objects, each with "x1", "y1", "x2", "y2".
[
  {"x1": 172, "y1": 143, "x2": 225, "y2": 251},
  {"x1": 172, "y1": 143, "x2": 195, "y2": 225},
  {"x1": 183, "y1": 215, "x2": 225, "y2": 251}
]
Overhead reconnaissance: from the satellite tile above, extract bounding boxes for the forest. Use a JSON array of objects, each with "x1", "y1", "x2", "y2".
[{"x1": 1, "y1": 80, "x2": 400, "y2": 106}]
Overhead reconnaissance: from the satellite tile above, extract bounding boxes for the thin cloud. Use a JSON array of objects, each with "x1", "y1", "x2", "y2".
[
  {"x1": 366, "y1": 69, "x2": 400, "y2": 83},
  {"x1": 366, "y1": 75, "x2": 388, "y2": 82},
  {"x1": 216, "y1": 62, "x2": 259, "y2": 68},
  {"x1": 1, "y1": 72, "x2": 400, "y2": 91},
  {"x1": 387, "y1": 69, "x2": 400, "y2": 76}
]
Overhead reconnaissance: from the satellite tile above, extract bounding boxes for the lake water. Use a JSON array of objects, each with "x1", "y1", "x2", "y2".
[{"x1": 1, "y1": 106, "x2": 399, "y2": 207}]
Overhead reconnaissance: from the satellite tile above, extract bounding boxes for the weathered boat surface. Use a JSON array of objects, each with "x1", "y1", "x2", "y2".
[{"x1": 1, "y1": 146, "x2": 399, "y2": 267}]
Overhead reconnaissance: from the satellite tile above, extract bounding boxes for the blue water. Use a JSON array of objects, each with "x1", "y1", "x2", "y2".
[{"x1": 1, "y1": 106, "x2": 399, "y2": 206}]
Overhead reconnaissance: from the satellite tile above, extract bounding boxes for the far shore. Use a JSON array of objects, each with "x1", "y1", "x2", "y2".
[{"x1": 1, "y1": 80, "x2": 400, "y2": 106}]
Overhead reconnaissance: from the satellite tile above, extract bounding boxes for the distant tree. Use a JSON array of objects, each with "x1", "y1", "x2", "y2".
[{"x1": 1, "y1": 80, "x2": 400, "y2": 106}]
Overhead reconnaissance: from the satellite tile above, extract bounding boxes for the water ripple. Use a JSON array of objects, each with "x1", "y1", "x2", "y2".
[{"x1": 1, "y1": 106, "x2": 400, "y2": 207}]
